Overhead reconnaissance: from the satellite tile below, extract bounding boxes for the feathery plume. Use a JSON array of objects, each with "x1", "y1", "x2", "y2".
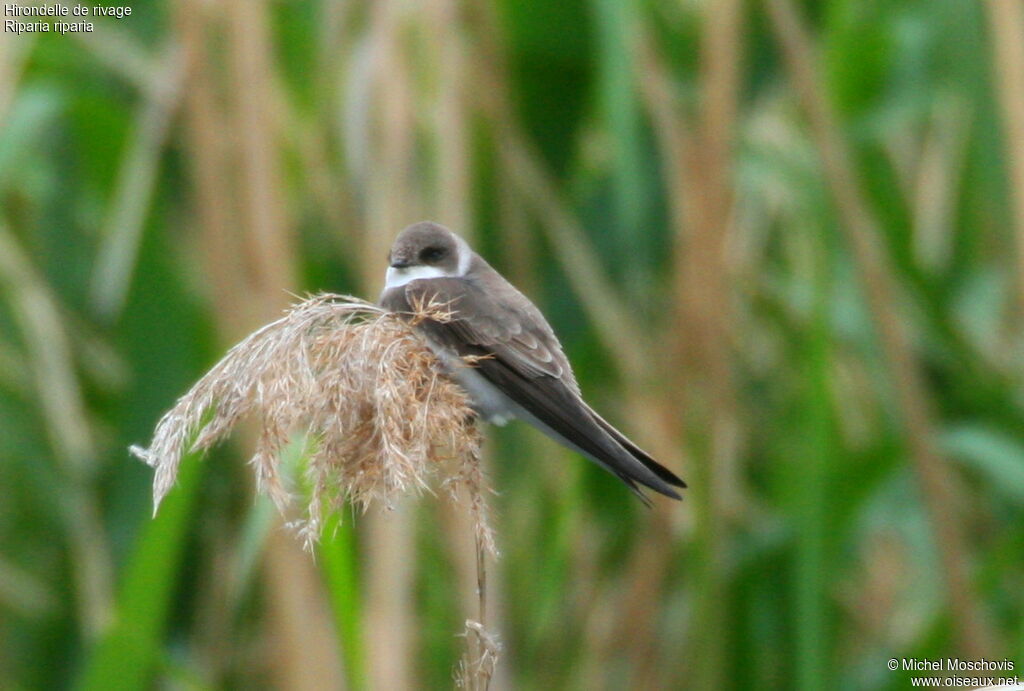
[{"x1": 129, "y1": 293, "x2": 494, "y2": 552}]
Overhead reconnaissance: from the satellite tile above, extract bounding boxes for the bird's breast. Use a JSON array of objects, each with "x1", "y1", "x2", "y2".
[
  {"x1": 449, "y1": 365, "x2": 517, "y2": 426},
  {"x1": 422, "y1": 338, "x2": 518, "y2": 426}
]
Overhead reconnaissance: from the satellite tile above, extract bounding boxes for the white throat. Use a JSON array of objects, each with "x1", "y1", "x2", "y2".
[{"x1": 385, "y1": 264, "x2": 452, "y2": 290}]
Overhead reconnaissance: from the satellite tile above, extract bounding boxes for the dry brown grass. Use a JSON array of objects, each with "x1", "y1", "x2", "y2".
[{"x1": 130, "y1": 293, "x2": 495, "y2": 557}]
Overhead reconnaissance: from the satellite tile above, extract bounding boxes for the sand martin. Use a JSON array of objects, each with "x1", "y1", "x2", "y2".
[{"x1": 380, "y1": 221, "x2": 686, "y2": 502}]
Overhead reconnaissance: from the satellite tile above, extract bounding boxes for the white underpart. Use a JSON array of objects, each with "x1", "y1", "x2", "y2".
[
  {"x1": 419, "y1": 336, "x2": 516, "y2": 426},
  {"x1": 384, "y1": 264, "x2": 452, "y2": 289},
  {"x1": 430, "y1": 341, "x2": 583, "y2": 454},
  {"x1": 450, "y1": 357, "x2": 597, "y2": 463},
  {"x1": 450, "y1": 364, "x2": 517, "y2": 426}
]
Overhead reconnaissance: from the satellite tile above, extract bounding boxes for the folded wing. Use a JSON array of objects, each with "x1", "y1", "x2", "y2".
[{"x1": 383, "y1": 277, "x2": 686, "y2": 501}]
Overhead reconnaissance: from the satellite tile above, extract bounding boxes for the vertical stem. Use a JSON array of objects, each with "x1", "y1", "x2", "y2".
[
  {"x1": 431, "y1": 0, "x2": 470, "y2": 232},
  {"x1": 795, "y1": 221, "x2": 831, "y2": 691},
  {"x1": 176, "y1": 0, "x2": 345, "y2": 685},
  {"x1": 641, "y1": 0, "x2": 744, "y2": 685},
  {"x1": 985, "y1": 0, "x2": 1024, "y2": 313},
  {"x1": 473, "y1": 527, "x2": 490, "y2": 691},
  {"x1": 360, "y1": 3, "x2": 419, "y2": 689}
]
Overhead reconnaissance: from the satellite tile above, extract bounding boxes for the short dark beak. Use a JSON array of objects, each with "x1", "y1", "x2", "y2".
[{"x1": 390, "y1": 258, "x2": 412, "y2": 269}]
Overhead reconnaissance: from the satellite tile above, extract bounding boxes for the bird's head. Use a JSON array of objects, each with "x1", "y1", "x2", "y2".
[{"x1": 385, "y1": 222, "x2": 471, "y2": 289}]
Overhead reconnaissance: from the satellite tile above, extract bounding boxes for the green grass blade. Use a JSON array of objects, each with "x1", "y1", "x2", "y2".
[
  {"x1": 794, "y1": 237, "x2": 833, "y2": 691},
  {"x1": 76, "y1": 450, "x2": 204, "y2": 691},
  {"x1": 319, "y1": 512, "x2": 366, "y2": 691},
  {"x1": 591, "y1": 0, "x2": 646, "y2": 247}
]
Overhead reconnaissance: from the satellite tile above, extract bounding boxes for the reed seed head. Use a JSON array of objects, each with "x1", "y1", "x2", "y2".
[{"x1": 130, "y1": 293, "x2": 494, "y2": 551}]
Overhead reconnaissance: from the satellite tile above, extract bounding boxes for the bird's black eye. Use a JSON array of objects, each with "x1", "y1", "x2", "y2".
[{"x1": 419, "y1": 246, "x2": 446, "y2": 263}]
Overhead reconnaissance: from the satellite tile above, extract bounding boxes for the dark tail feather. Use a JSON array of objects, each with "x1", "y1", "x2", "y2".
[
  {"x1": 474, "y1": 356, "x2": 684, "y2": 501},
  {"x1": 595, "y1": 441, "x2": 683, "y2": 502},
  {"x1": 584, "y1": 405, "x2": 687, "y2": 498},
  {"x1": 619, "y1": 475, "x2": 655, "y2": 507}
]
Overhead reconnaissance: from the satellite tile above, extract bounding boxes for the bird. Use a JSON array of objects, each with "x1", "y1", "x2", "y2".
[{"x1": 379, "y1": 221, "x2": 686, "y2": 503}]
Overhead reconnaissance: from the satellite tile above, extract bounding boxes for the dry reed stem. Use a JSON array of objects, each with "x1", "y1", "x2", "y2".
[
  {"x1": 676, "y1": 3, "x2": 744, "y2": 689},
  {"x1": 635, "y1": 6, "x2": 744, "y2": 686},
  {"x1": 171, "y1": 1, "x2": 308, "y2": 681},
  {"x1": 500, "y1": 141, "x2": 650, "y2": 384},
  {"x1": 212, "y1": 3, "x2": 340, "y2": 678},
  {"x1": 764, "y1": 0, "x2": 994, "y2": 656},
  {"x1": 453, "y1": 442, "x2": 502, "y2": 691},
  {"x1": 57, "y1": 0, "x2": 161, "y2": 93},
  {"x1": 358, "y1": 6, "x2": 424, "y2": 689},
  {"x1": 455, "y1": 619, "x2": 501, "y2": 691},
  {"x1": 130, "y1": 294, "x2": 495, "y2": 555},
  {"x1": 985, "y1": 0, "x2": 1024, "y2": 315},
  {"x1": 909, "y1": 99, "x2": 970, "y2": 272}
]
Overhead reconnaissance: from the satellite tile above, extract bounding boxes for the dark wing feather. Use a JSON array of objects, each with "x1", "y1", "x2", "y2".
[
  {"x1": 584, "y1": 403, "x2": 686, "y2": 489},
  {"x1": 383, "y1": 276, "x2": 684, "y2": 500},
  {"x1": 383, "y1": 275, "x2": 574, "y2": 384}
]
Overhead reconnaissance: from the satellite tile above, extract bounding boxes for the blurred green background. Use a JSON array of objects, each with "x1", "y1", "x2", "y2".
[{"x1": 2, "y1": 0, "x2": 1024, "y2": 688}]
